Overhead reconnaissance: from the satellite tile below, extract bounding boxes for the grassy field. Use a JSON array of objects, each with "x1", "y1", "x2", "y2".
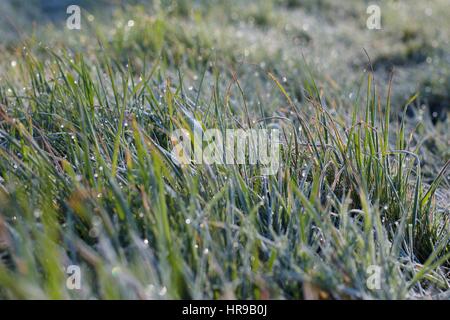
[{"x1": 0, "y1": 0, "x2": 449, "y2": 299}]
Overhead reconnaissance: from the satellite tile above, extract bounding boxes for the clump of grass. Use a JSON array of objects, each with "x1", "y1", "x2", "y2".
[
  {"x1": 0, "y1": 43, "x2": 448, "y2": 300},
  {"x1": 0, "y1": 0, "x2": 449, "y2": 300}
]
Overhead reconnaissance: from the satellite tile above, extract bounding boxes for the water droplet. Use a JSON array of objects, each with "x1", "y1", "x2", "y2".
[
  {"x1": 112, "y1": 266, "x2": 121, "y2": 276},
  {"x1": 33, "y1": 209, "x2": 42, "y2": 218},
  {"x1": 185, "y1": 218, "x2": 191, "y2": 225},
  {"x1": 158, "y1": 286, "x2": 167, "y2": 296},
  {"x1": 89, "y1": 227, "x2": 99, "y2": 238}
]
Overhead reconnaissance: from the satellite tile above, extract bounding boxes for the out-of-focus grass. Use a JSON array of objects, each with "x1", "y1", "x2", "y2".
[{"x1": 0, "y1": 0, "x2": 448, "y2": 299}]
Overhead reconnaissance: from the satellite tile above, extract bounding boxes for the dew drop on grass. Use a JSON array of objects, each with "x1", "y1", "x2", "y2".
[
  {"x1": 33, "y1": 209, "x2": 42, "y2": 218},
  {"x1": 185, "y1": 218, "x2": 191, "y2": 225},
  {"x1": 89, "y1": 228, "x2": 99, "y2": 238},
  {"x1": 143, "y1": 239, "x2": 149, "y2": 245},
  {"x1": 11, "y1": 60, "x2": 17, "y2": 67},
  {"x1": 158, "y1": 286, "x2": 167, "y2": 296},
  {"x1": 203, "y1": 248, "x2": 209, "y2": 255},
  {"x1": 111, "y1": 266, "x2": 121, "y2": 276}
]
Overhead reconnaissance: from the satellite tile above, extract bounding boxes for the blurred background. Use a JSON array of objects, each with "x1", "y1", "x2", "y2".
[{"x1": 1, "y1": 0, "x2": 449, "y2": 124}]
